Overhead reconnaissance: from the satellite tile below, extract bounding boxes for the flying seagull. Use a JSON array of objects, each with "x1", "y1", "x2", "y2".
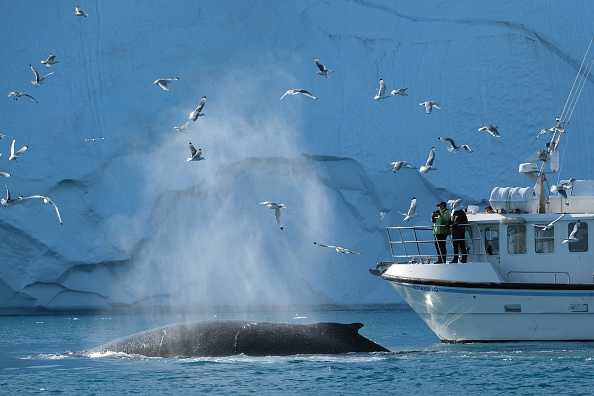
[
  {"x1": 478, "y1": 125, "x2": 501, "y2": 137},
  {"x1": 390, "y1": 161, "x2": 416, "y2": 173},
  {"x1": 280, "y1": 89, "x2": 317, "y2": 100},
  {"x1": 20, "y1": 195, "x2": 63, "y2": 225},
  {"x1": 314, "y1": 58, "x2": 334, "y2": 77},
  {"x1": 30, "y1": 65, "x2": 54, "y2": 87},
  {"x1": 9, "y1": 139, "x2": 28, "y2": 161},
  {"x1": 84, "y1": 137, "x2": 104, "y2": 142},
  {"x1": 173, "y1": 122, "x2": 189, "y2": 132},
  {"x1": 258, "y1": 202, "x2": 286, "y2": 230},
  {"x1": 531, "y1": 213, "x2": 566, "y2": 231},
  {"x1": 535, "y1": 127, "x2": 556, "y2": 140},
  {"x1": 447, "y1": 198, "x2": 462, "y2": 212},
  {"x1": 391, "y1": 87, "x2": 408, "y2": 96},
  {"x1": 187, "y1": 142, "x2": 204, "y2": 162},
  {"x1": 8, "y1": 92, "x2": 37, "y2": 103},
  {"x1": 438, "y1": 137, "x2": 473, "y2": 153},
  {"x1": 550, "y1": 178, "x2": 575, "y2": 205},
  {"x1": 563, "y1": 220, "x2": 581, "y2": 243},
  {"x1": 374, "y1": 78, "x2": 390, "y2": 100},
  {"x1": 189, "y1": 96, "x2": 206, "y2": 121},
  {"x1": 73, "y1": 6, "x2": 88, "y2": 17},
  {"x1": 313, "y1": 242, "x2": 361, "y2": 255},
  {"x1": 419, "y1": 101, "x2": 442, "y2": 113},
  {"x1": 41, "y1": 54, "x2": 59, "y2": 68},
  {"x1": 419, "y1": 147, "x2": 437, "y2": 174},
  {"x1": 398, "y1": 197, "x2": 420, "y2": 222},
  {"x1": 154, "y1": 77, "x2": 179, "y2": 91},
  {"x1": 0, "y1": 185, "x2": 21, "y2": 206}
]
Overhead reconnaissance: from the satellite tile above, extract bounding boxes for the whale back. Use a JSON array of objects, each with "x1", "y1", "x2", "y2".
[{"x1": 87, "y1": 320, "x2": 389, "y2": 357}]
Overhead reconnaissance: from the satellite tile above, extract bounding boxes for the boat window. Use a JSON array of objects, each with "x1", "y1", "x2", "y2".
[
  {"x1": 484, "y1": 227, "x2": 499, "y2": 255},
  {"x1": 507, "y1": 225, "x2": 527, "y2": 255},
  {"x1": 535, "y1": 227, "x2": 554, "y2": 254},
  {"x1": 568, "y1": 222, "x2": 588, "y2": 253}
]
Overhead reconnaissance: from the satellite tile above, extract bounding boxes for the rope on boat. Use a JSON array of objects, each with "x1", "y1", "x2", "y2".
[
  {"x1": 555, "y1": 37, "x2": 594, "y2": 184},
  {"x1": 559, "y1": 37, "x2": 594, "y2": 124}
]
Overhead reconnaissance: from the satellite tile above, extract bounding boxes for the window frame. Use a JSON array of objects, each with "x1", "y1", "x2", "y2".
[
  {"x1": 568, "y1": 221, "x2": 588, "y2": 253},
  {"x1": 534, "y1": 226, "x2": 555, "y2": 254},
  {"x1": 507, "y1": 224, "x2": 527, "y2": 255}
]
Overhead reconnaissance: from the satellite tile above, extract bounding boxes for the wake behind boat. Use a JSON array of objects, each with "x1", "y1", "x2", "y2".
[{"x1": 370, "y1": 40, "x2": 594, "y2": 342}]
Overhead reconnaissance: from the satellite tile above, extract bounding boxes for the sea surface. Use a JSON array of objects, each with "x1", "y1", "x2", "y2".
[{"x1": 2, "y1": 304, "x2": 594, "y2": 395}]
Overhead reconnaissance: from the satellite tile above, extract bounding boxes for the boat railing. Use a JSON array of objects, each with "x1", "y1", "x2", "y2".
[{"x1": 386, "y1": 224, "x2": 487, "y2": 264}]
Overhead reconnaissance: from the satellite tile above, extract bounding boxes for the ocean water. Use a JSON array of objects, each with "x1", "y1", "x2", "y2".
[{"x1": 2, "y1": 304, "x2": 594, "y2": 395}]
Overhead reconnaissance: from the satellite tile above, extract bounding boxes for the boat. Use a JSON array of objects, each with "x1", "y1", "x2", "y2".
[{"x1": 370, "y1": 40, "x2": 594, "y2": 342}]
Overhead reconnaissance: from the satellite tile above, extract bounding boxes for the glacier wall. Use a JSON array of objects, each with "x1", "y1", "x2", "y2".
[{"x1": 1, "y1": 1, "x2": 594, "y2": 311}]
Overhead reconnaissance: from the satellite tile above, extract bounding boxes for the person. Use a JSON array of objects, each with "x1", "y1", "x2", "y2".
[
  {"x1": 485, "y1": 205, "x2": 494, "y2": 213},
  {"x1": 450, "y1": 203, "x2": 468, "y2": 263},
  {"x1": 431, "y1": 201, "x2": 451, "y2": 263}
]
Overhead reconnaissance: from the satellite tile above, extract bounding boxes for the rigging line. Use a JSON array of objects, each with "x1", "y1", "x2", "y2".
[
  {"x1": 563, "y1": 62, "x2": 588, "y2": 124},
  {"x1": 560, "y1": 37, "x2": 593, "y2": 122},
  {"x1": 567, "y1": 58, "x2": 594, "y2": 123}
]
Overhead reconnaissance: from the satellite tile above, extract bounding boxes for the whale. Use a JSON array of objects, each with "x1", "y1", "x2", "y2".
[{"x1": 86, "y1": 320, "x2": 389, "y2": 357}]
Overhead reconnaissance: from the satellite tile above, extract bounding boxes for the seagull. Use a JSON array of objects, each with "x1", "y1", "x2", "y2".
[
  {"x1": 390, "y1": 161, "x2": 416, "y2": 173},
  {"x1": 447, "y1": 199, "x2": 462, "y2": 212},
  {"x1": 0, "y1": 134, "x2": 4, "y2": 139},
  {"x1": 280, "y1": 89, "x2": 317, "y2": 100},
  {"x1": 535, "y1": 127, "x2": 556, "y2": 140},
  {"x1": 419, "y1": 101, "x2": 442, "y2": 113},
  {"x1": 314, "y1": 58, "x2": 333, "y2": 77},
  {"x1": 30, "y1": 65, "x2": 54, "y2": 87},
  {"x1": 41, "y1": 54, "x2": 59, "y2": 68},
  {"x1": 187, "y1": 142, "x2": 204, "y2": 162},
  {"x1": 563, "y1": 220, "x2": 580, "y2": 243},
  {"x1": 550, "y1": 178, "x2": 575, "y2": 205},
  {"x1": 374, "y1": 79, "x2": 390, "y2": 100},
  {"x1": 531, "y1": 213, "x2": 566, "y2": 231},
  {"x1": 438, "y1": 137, "x2": 473, "y2": 153},
  {"x1": 258, "y1": 202, "x2": 286, "y2": 230},
  {"x1": 154, "y1": 78, "x2": 179, "y2": 91},
  {"x1": 8, "y1": 92, "x2": 37, "y2": 103},
  {"x1": 73, "y1": 6, "x2": 88, "y2": 17},
  {"x1": 0, "y1": 185, "x2": 21, "y2": 206},
  {"x1": 313, "y1": 242, "x2": 361, "y2": 254},
  {"x1": 84, "y1": 137, "x2": 104, "y2": 142},
  {"x1": 9, "y1": 139, "x2": 28, "y2": 161},
  {"x1": 20, "y1": 195, "x2": 63, "y2": 225},
  {"x1": 173, "y1": 122, "x2": 189, "y2": 132},
  {"x1": 478, "y1": 125, "x2": 501, "y2": 137},
  {"x1": 419, "y1": 147, "x2": 437, "y2": 174},
  {"x1": 189, "y1": 96, "x2": 206, "y2": 121},
  {"x1": 391, "y1": 87, "x2": 408, "y2": 96},
  {"x1": 398, "y1": 197, "x2": 420, "y2": 222}
]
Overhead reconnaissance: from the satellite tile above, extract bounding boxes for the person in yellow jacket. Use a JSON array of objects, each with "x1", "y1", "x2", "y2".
[{"x1": 431, "y1": 201, "x2": 451, "y2": 263}]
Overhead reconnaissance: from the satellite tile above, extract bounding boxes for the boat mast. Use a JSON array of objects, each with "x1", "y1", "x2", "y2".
[{"x1": 529, "y1": 38, "x2": 594, "y2": 212}]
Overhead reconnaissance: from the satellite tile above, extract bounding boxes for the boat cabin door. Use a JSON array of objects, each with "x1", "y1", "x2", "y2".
[{"x1": 481, "y1": 225, "x2": 500, "y2": 265}]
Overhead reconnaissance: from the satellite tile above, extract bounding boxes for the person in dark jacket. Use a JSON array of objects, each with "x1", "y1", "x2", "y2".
[
  {"x1": 450, "y1": 202, "x2": 468, "y2": 263},
  {"x1": 431, "y1": 201, "x2": 451, "y2": 263}
]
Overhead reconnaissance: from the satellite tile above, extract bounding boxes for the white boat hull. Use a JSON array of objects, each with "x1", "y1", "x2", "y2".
[{"x1": 387, "y1": 278, "x2": 594, "y2": 342}]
